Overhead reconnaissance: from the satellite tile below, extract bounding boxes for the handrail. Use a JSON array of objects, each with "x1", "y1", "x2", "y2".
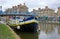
[{"x1": 0, "y1": 12, "x2": 37, "y2": 16}]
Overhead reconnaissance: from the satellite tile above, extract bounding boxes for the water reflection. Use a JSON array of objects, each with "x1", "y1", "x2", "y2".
[
  {"x1": 19, "y1": 32, "x2": 38, "y2": 39},
  {"x1": 14, "y1": 23, "x2": 60, "y2": 39},
  {"x1": 15, "y1": 30, "x2": 38, "y2": 39},
  {"x1": 58, "y1": 25, "x2": 60, "y2": 34},
  {"x1": 39, "y1": 23, "x2": 60, "y2": 39},
  {"x1": 40, "y1": 23, "x2": 54, "y2": 33}
]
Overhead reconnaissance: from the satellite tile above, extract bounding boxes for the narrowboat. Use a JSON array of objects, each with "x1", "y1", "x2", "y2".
[{"x1": 7, "y1": 16, "x2": 38, "y2": 32}]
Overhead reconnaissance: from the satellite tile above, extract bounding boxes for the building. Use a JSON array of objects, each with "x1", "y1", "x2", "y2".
[
  {"x1": 5, "y1": 3, "x2": 28, "y2": 13},
  {"x1": 32, "y1": 8, "x2": 41, "y2": 16},
  {"x1": 32, "y1": 6, "x2": 55, "y2": 17},
  {"x1": 17, "y1": 3, "x2": 28, "y2": 12},
  {"x1": 57, "y1": 7, "x2": 60, "y2": 17}
]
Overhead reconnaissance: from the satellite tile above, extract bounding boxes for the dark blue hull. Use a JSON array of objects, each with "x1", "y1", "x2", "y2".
[
  {"x1": 9, "y1": 16, "x2": 38, "y2": 32},
  {"x1": 19, "y1": 22, "x2": 38, "y2": 32}
]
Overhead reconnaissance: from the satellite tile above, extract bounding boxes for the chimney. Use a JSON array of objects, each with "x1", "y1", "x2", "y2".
[
  {"x1": 58, "y1": 7, "x2": 60, "y2": 10},
  {"x1": 38, "y1": 8, "x2": 41, "y2": 10},
  {"x1": 23, "y1": 3, "x2": 25, "y2": 5},
  {"x1": 45, "y1": 6, "x2": 48, "y2": 9}
]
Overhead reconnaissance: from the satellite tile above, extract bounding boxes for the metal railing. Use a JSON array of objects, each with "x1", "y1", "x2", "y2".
[{"x1": 0, "y1": 12, "x2": 37, "y2": 16}]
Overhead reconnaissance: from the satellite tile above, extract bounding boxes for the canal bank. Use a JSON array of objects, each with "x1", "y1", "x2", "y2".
[{"x1": 0, "y1": 23, "x2": 21, "y2": 39}]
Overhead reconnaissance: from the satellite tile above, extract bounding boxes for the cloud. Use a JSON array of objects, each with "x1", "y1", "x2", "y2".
[
  {"x1": 1, "y1": 0, "x2": 60, "y2": 11},
  {"x1": 0, "y1": 0, "x2": 6, "y2": 5}
]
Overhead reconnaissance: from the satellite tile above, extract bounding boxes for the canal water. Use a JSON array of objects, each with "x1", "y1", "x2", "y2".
[{"x1": 14, "y1": 23, "x2": 60, "y2": 39}]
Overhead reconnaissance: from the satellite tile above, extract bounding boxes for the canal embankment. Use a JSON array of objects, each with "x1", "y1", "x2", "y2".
[{"x1": 0, "y1": 23, "x2": 21, "y2": 39}]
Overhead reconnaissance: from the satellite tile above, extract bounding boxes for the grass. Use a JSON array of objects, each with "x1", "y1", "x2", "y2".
[{"x1": 0, "y1": 24, "x2": 17, "y2": 39}]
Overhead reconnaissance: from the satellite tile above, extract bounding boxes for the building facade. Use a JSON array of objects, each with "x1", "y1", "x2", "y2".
[
  {"x1": 5, "y1": 3, "x2": 28, "y2": 13},
  {"x1": 5, "y1": 4, "x2": 60, "y2": 18},
  {"x1": 32, "y1": 6, "x2": 55, "y2": 17},
  {"x1": 17, "y1": 3, "x2": 28, "y2": 12},
  {"x1": 57, "y1": 7, "x2": 60, "y2": 17}
]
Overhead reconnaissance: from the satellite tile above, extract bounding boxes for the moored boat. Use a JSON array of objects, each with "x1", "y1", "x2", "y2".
[{"x1": 7, "y1": 16, "x2": 38, "y2": 32}]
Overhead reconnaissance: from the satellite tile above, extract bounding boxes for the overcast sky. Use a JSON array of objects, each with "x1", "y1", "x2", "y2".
[{"x1": 0, "y1": 0, "x2": 60, "y2": 12}]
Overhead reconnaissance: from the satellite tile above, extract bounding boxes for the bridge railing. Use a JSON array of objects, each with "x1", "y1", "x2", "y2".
[{"x1": 0, "y1": 12, "x2": 38, "y2": 16}]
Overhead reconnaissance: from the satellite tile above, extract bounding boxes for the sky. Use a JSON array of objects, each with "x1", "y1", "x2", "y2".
[{"x1": 0, "y1": 0, "x2": 60, "y2": 12}]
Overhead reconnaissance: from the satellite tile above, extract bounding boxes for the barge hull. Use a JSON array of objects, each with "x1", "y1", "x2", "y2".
[{"x1": 20, "y1": 22, "x2": 38, "y2": 32}]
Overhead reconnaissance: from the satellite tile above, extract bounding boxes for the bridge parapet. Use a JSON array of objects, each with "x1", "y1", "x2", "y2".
[{"x1": 0, "y1": 12, "x2": 38, "y2": 16}]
